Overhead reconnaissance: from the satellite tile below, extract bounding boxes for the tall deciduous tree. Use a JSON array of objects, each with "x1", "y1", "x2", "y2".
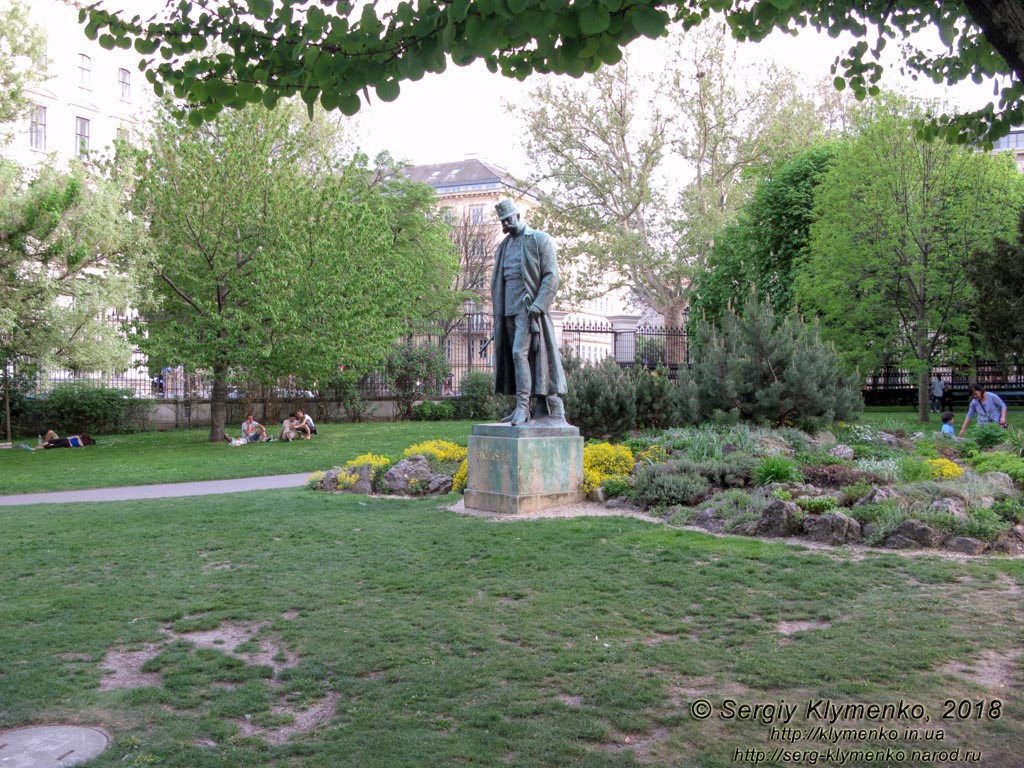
[
  {"x1": 0, "y1": 0, "x2": 48, "y2": 146},
  {"x1": 135, "y1": 100, "x2": 458, "y2": 441},
  {"x1": 795, "y1": 96, "x2": 1024, "y2": 421},
  {"x1": 516, "y1": 25, "x2": 819, "y2": 358},
  {"x1": 0, "y1": 158, "x2": 153, "y2": 441},
  {"x1": 690, "y1": 142, "x2": 841, "y2": 328},
  {"x1": 81, "y1": 0, "x2": 1024, "y2": 142}
]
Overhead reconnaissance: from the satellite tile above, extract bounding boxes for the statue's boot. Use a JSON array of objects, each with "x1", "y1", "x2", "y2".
[
  {"x1": 545, "y1": 395, "x2": 566, "y2": 423},
  {"x1": 509, "y1": 393, "x2": 532, "y2": 425}
]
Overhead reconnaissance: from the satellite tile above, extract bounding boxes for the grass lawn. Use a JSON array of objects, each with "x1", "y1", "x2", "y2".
[
  {"x1": 858, "y1": 406, "x2": 1024, "y2": 434},
  {"x1": 0, "y1": 422, "x2": 477, "y2": 495},
  {"x1": 1, "y1": 489, "x2": 1022, "y2": 767}
]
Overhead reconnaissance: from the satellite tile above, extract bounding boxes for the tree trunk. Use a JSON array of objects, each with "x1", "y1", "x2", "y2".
[
  {"x1": 918, "y1": 368, "x2": 931, "y2": 423},
  {"x1": 963, "y1": 0, "x2": 1024, "y2": 83},
  {"x1": 664, "y1": 301, "x2": 689, "y2": 368},
  {"x1": 209, "y1": 362, "x2": 228, "y2": 443},
  {"x1": 3, "y1": 365, "x2": 11, "y2": 444}
]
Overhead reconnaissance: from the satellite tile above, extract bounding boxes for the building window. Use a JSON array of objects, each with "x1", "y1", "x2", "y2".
[
  {"x1": 78, "y1": 54, "x2": 91, "y2": 88},
  {"x1": 118, "y1": 68, "x2": 130, "y2": 100},
  {"x1": 30, "y1": 105, "x2": 46, "y2": 150},
  {"x1": 470, "y1": 206, "x2": 484, "y2": 225},
  {"x1": 75, "y1": 116, "x2": 90, "y2": 158}
]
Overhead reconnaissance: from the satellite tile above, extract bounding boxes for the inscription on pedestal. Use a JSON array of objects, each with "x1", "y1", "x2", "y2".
[{"x1": 464, "y1": 422, "x2": 584, "y2": 514}]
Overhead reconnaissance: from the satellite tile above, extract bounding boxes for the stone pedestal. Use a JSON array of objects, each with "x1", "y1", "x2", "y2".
[{"x1": 464, "y1": 422, "x2": 585, "y2": 514}]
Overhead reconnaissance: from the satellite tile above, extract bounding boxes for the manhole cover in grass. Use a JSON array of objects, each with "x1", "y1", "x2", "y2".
[{"x1": 0, "y1": 726, "x2": 109, "y2": 767}]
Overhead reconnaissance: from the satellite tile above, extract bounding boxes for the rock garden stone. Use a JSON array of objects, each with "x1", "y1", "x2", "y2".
[
  {"x1": 752, "y1": 500, "x2": 802, "y2": 537},
  {"x1": 883, "y1": 519, "x2": 944, "y2": 549},
  {"x1": 691, "y1": 507, "x2": 726, "y2": 533},
  {"x1": 929, "y1": 498, "x2": 967, "y2": 518},
  {"x1": 381, "y1": 455, "x2": 446, "y2": 495},
  {"x1": 990, "y1": 525, "x2": 1024, "y2": 555},
  {"x1": 855, "y1": 486, "x2": 900, "y2": 506},
  {"x1": 802, "y1": 512, "x2": 862, "y2": 545},
  {"x1": 982, "y1": 471, "x2": 1015, "y2": 491},
  {"x1": 943, "y1": 537, "x2": 988, "y2": 555},
  {"x1": 828, "y1": 444, "x2": 855, "y2": 461}
]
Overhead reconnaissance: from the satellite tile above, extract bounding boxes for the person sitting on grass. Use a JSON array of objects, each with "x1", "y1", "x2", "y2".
[
  {"x1": 241, "y1": 413, "x2": 270, "y2": 443},
  {"x1": 280, "y1": 414, "x2": 301, "y2": 442},
  {"x1": 959, "y1": 383, "x2": 1007, "y2": 436},
  {"x1": 294, "y1": 408, "x2": 315, "y2": 439}
]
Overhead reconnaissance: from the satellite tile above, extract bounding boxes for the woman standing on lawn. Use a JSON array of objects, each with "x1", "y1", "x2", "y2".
[{"x1": 959, "y1": 383, "x2": 1008, "y2": 436}]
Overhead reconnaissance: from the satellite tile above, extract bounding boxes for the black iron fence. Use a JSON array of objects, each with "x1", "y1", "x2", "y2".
[{"x1": 16, "y1": 311, "x2": 1023, "y2": 407}]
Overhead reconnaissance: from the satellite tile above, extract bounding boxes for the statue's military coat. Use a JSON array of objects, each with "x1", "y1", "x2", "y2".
[{"x1": 490, "y1": 227, "x2": 568, "y2": 397}]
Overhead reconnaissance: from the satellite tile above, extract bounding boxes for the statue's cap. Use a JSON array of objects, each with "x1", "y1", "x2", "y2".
[{"x1": 495, "y1": 199, "x2": 519, "y2": 220}]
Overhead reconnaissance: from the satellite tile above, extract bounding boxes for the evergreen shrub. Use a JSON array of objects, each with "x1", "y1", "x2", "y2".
[
  {"x1": 565, "y1": 357, "x2": 636, "y2": 440},
  {"x1": 687, "y1": 292, "x2": 863, "y2": 429},
  {"x1": 634, "y1": 364, "x2": 681, "y2": 429}
]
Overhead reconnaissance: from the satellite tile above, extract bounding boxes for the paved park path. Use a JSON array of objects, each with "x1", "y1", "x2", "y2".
[{"x1": 0, "y1": 473, "x2": 310, "y2": 507}]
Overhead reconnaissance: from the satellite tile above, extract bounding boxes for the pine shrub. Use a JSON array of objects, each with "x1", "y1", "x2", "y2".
[
  {"x1": 689, "y1": 292, "x2": 863, "y2": 429},
  {"x1": 634, "y1": 364, "x2": 678, "y2": 429},
  {"x1": 565, "y1": 358, "x2": 637, "y2": 440}
]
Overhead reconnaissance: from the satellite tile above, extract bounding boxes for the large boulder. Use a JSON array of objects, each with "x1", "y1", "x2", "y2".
[
  {"x1": 982, "y1": 471, "x2": 1016, "y2": 492},
  {"x1": 691, "y1": 507, "x2": 726, "y2": 533},
  {"x1": 990, "y1": 525, "x2": 1024, "y2": 555},
  {"x1": 753, "y1": 500, "x2": 802, "y2": 537},
  {"x1": 882, "y1": 519, "x2": 944, "y2": 549},
  {"x1": 381, "y1": 455, "x2": 452, "y2": 496},
  {"x1": 943, "y1": 537, "x2": 989, "y2": 555},
  {"x1": 802, "y1": 512, "x2": 863, "y2": 545}
]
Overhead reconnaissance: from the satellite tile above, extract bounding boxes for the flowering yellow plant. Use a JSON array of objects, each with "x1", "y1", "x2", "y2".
[
  {"x1": 636, "y1": 444, "x2": 670, "y2": 465},
  {"x1": 346, "y1": 453, "x2": 393, "y2": 471},
  {"x1": 927, "y1": 458, "x2": 964, "y2": 480},
  {"x1": 335, "y1": 470, "x2": 360, "y2": 490},
  {"x1": 452, "y1": 459, "x2": 468, "y2": 494},
  {"x1": 583, "y1": 442, "x2": 634, "y2": 476},
  {"x1": 305, "y1": 471, "x2": 325, "y2": 490},
  {"x1": 581, "y1": 442, "x2": 635, "y2": 494},
  {"x1": 402, "y1": 440, "x2": 467, "y2": 463}
]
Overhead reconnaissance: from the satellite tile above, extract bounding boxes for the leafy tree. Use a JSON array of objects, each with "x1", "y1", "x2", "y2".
[
  {"x1": 517, "y1": 26, "x2": 818, "y2": 361},
  {"x1": 690, "y1": 142, "x2": 841, "y2": 328},
  {"x1": 970, "y1": 211, "x2": 1024, "y2": 362},
  {"x1": 795, "y1": 96, "x2": 1024, "y2": 422},
  {"x1": 81, "y1": 0, "x2": 1024, "y2": 142},
  {"x1": 0, "y1": 0, "x2": 47, "y2": 145},
  {"x1": 686, "y1": 291, "x2": 863, "y2": 430},
  {"x1": 134, "y1": 99, "x2": 458, "y2": 441},
  {"x1": 0, "y1": 158, "x2": 153, "y2": 441}
]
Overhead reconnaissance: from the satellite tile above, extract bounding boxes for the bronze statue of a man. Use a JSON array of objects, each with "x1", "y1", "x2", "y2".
[{"x1": 490, "y1": 199, "x2": 568, "y2": 425}]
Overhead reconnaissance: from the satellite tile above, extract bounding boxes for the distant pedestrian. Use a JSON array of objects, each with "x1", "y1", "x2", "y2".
[
  {"x1": 959, "y1": 384, "x2": 1007, "y2": 436},
  {"x1": 929, "y1": 375, "x2": 945, "y2": 413}
]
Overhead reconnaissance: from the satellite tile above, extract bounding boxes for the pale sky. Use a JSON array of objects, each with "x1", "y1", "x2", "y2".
[{"x1": 354, "y1": 25, "x2": 1000, "y2": 176}]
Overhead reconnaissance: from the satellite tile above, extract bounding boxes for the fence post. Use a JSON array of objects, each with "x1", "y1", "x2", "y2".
[
  {"x1": 608, "y1": 314, "x2": 641, "y2": 365},
  {"x1": 549, "y1": 309, "x2": 568, "y2": 350}
]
